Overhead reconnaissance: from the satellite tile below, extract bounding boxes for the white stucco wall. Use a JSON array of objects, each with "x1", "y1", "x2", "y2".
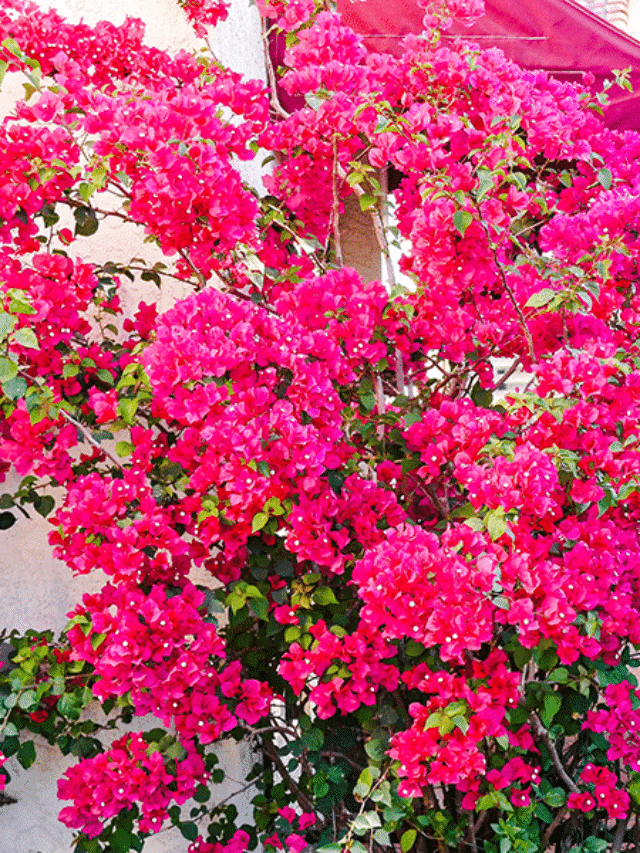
[
  {"x1": 628, "y1": 0, "x2": 640, "y2": 35},
  {"x1": 0, "y1": 1, "x2": 265, "y2": 850}
]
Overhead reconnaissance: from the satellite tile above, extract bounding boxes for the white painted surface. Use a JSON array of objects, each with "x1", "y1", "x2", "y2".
[{"x1": 0, "y1": 1, "x2": 264, "y2": 849}]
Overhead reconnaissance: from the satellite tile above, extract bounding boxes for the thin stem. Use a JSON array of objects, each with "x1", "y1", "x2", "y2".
[
  {"x1": 177, "y1": 248, "x2": 206, "y2": 288},
  {"x1": 260, "y1": 15, "x2": 289, "y2": 120},
  {"x1": 213, "y1": 777, "x2": 261, "y2": 809},
  {"x1": 321, "y1": 751, "x2": 363, "y2": 772},
  {"x1": 488, "y1": 357, "x2": 522, "y2": 393},
  {"x1": 0, "y1": 692, "x2": 21, "y2": 740},
  {"x1": 541, "y1": 805, "x2": 569, "y2": 849},
  {"x1": 262, "y1": 738, "x2": 315, "y2": 813},
  {"x1": 395, "y1": 351, "x2": 406, "y2": 396},
  {"x1": 337, "y1": 164, "x2": 396, "y2": 288},
  {"x1": 58, "y1": 409, "x2": 124, "y2": 470},
  {"x1": 330, "y1": 135, "x2": 344, "y2": 266},
  {"x1": 471, "y1": 200, "x2": 536, "y2": 362}
]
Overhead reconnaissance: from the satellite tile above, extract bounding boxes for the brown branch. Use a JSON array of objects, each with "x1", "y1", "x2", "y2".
[
  {"x1": 61, "y1": 196, "x2": 136, "y2": 225},
  {"x1": 176, "y1": 248, "x2": 206, "y2": 289},
  {"x1": 530, "y1": 714, "x2": 579, "y2": 793},
  {"x1": 541, "y1": 805, "x2": 569, "y2": 849},
  {"x1": 466, "y1": 811, "x2": 477, "y2": 853},
  {"x1": 330, "y1": 135, "x2": 344, "y2": 266},
  {"x1": 58, "y1": 409, "x2": 124, "y2": 470},
  {"x1": 471, "y1": 201, "x2": 536, "y2": 363},
  {"x1": 488, "y1": 357, "x2": 522, "y2": 393},
  {"x1": 321, "y1": 751, "x2": 363, "y2": 772},
  {"x1": 612, "y1": 816, "x2": 629, "y2": 852},
  {"x1": 260, "y1": 15, "x2": 289, "y2": 120},
  {"x1": 262, "y1": 738, "x2": 316, "y2": 813}
]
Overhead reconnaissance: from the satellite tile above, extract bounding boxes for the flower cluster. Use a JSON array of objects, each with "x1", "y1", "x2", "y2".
[
  {"x1": 279, "y1": 621, "x2": 399, "y2": 719},
  {"x1": 389, "y1": 652, "x2": 521, "y2": 795},
  {"x1": 66, "y1": 583, "x2": 272, "y2": 742},
  {"x1": 188, "y1": 830, "x2": 251, "y2": 853},
  {"x1": 567, "y1": 764, "x2": 630, "y2": 820},
  {"x1": 584, "y1": 681, "x2": 640, "y2": 771},
  {"x1": 58, "y1": 733, "x2": 206, "y2": 837},
  {"x1": 178, "y1": 0, "x2": 229, "y2": 36}
]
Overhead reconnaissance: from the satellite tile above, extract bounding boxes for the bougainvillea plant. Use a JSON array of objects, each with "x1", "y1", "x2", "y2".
[{"x1": 1, "y1": 0, "x2": 640, "y2": 850}]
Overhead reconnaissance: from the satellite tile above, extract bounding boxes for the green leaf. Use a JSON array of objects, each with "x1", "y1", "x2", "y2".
[
  {"x1": 365, "y1": 739, "x2": 386, "y2": 762},
  {"x1": 453, "y1": 209, "x2": 473, "y2": 237},
  {"x1": 355, "y1": 768, "x2": 374, "y2": 798},
  {"x1": 0, "y1": 357, "x2": 18, "y2": 382},
  {"x1": 314, "y1": 586, "x2": 338, "y2": 606},
  {"x1": 486, "y1": 511, "x2": 507, "y2": 540},
  {"x1": 476, "y1": 168, "x2": 494, "y2": 200},
  {"x1": 252, "y1": 512, "x2": 268, "y2": 532},
  {"x1": 452, "y1": 714, "x2": 469, "y2": 734},
  {"x1": 0, "y1": 313, "x2": 16, "y2": 339},
  {"x1": 535, "y1": 802, "x2": 554, "y2": 823},
  {"x1": 17, "y1": 689, "x2": 38, "y2": 711},
  {"x1": 62, "y1": 363, "x2": 80, "y2": 378},
  {"x1": 179, "y1": 821, "x2": 199, "y2": 842},
  {"x1": 353, "y1": 812, "x2": 381, "y2": 834},
  {"x1": 118, "y1": 397, "x2": 138, "y2": 425},
  {"x1": 373, "y1": 829, "x2": 391, "y2": 847},
  {"x1": 524, "y1": 288, "x2": 555, "y2": 309},
  {"x1": 12, "y1": 326, "x2": 39, "y2": 350},
  {"x1": 597, "y1": 167, "x2": 612, "y2": 191},
  {"x1": 2, "y1": 37, "x2": 24, "y2": 59},
  {"x1": 583, "y1": 840, "x2": 608, "y2": 853},
  {"x1": 0, "y1": 511, "x2": 16, "y2": 530},
  {"x1": 304, "y1": 92, "x2": 324, "y2": 110},
  {"x1": 115, "y1": 441, "x2": 134, "y2": 458},
  {"x1": 327, "y1": 469, "x2": 345, "y2": 495},
  {"x1": 401, "y1": 457, "x2": 422, "y2": 475},
  {"x1": 2, "y1": 376, "x2": 27, "y2": 400},
  {"x1": 8, "y1": 297, "x2": 35, "y2": 315},
  {"x1": 359, "y1": 193, "x2": 377, "y2": 212},
  {"x1": 193, "y1": 783, "x2": 211, "y2": 803},
  {"x1": 58, "y1": 692, "x2": 82, "y2": 720},
  {"x1": 249, "y1": 596, "x2": 269, "y2": 622},
  {"x1": 549, "y1": 667, "x2": 569, "y2": 684},
  {"x1": 74, "y1": 206, "x2": 99, "y2": 237},
  {"x1": 90, "y1": 632, "x2": 106, "y2": 651},
  {"x1": 302, "y1": 727, "x2": 324, "y2": 751},
  {"x1": 16, "y1": 739, "x2": 36, "y2": 769},
  {"x1": 111, "y1": 827, "x2": 133, "y2": 853},
  {"x1": 629, "y1": 774, "x2": 640, "y2": 805},
  {"x1": 544, "y1": 787, "x2": 566, "y2": 808},
  {"x1": 401, "y1": 830, "x2": 417, "y2": 853},
  {"x1": 78, "y1": 182, "x2": 94, "y2": 204},
  {"x1": 540, "y1": 692, "x2": 562, "y2": 727}
]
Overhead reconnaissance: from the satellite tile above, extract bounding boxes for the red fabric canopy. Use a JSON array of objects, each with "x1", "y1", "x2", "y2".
[{"x1": 337, "y1": 0, "x2": 640, "y2": 131}]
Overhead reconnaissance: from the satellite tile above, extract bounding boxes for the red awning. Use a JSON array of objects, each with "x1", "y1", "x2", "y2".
[{"x1": 337, "y1": 0, "x2": 640, "y2": 131}]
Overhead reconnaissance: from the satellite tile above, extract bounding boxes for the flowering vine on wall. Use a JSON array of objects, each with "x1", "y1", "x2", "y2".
[{"x1": 0, "y1": 0, "x2": 640, "y2": 851}]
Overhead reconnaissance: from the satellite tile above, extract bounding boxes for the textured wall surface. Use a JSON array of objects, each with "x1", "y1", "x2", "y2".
[{"x1": 0, "y1": 1, "x2": 264, "y2": 849}]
